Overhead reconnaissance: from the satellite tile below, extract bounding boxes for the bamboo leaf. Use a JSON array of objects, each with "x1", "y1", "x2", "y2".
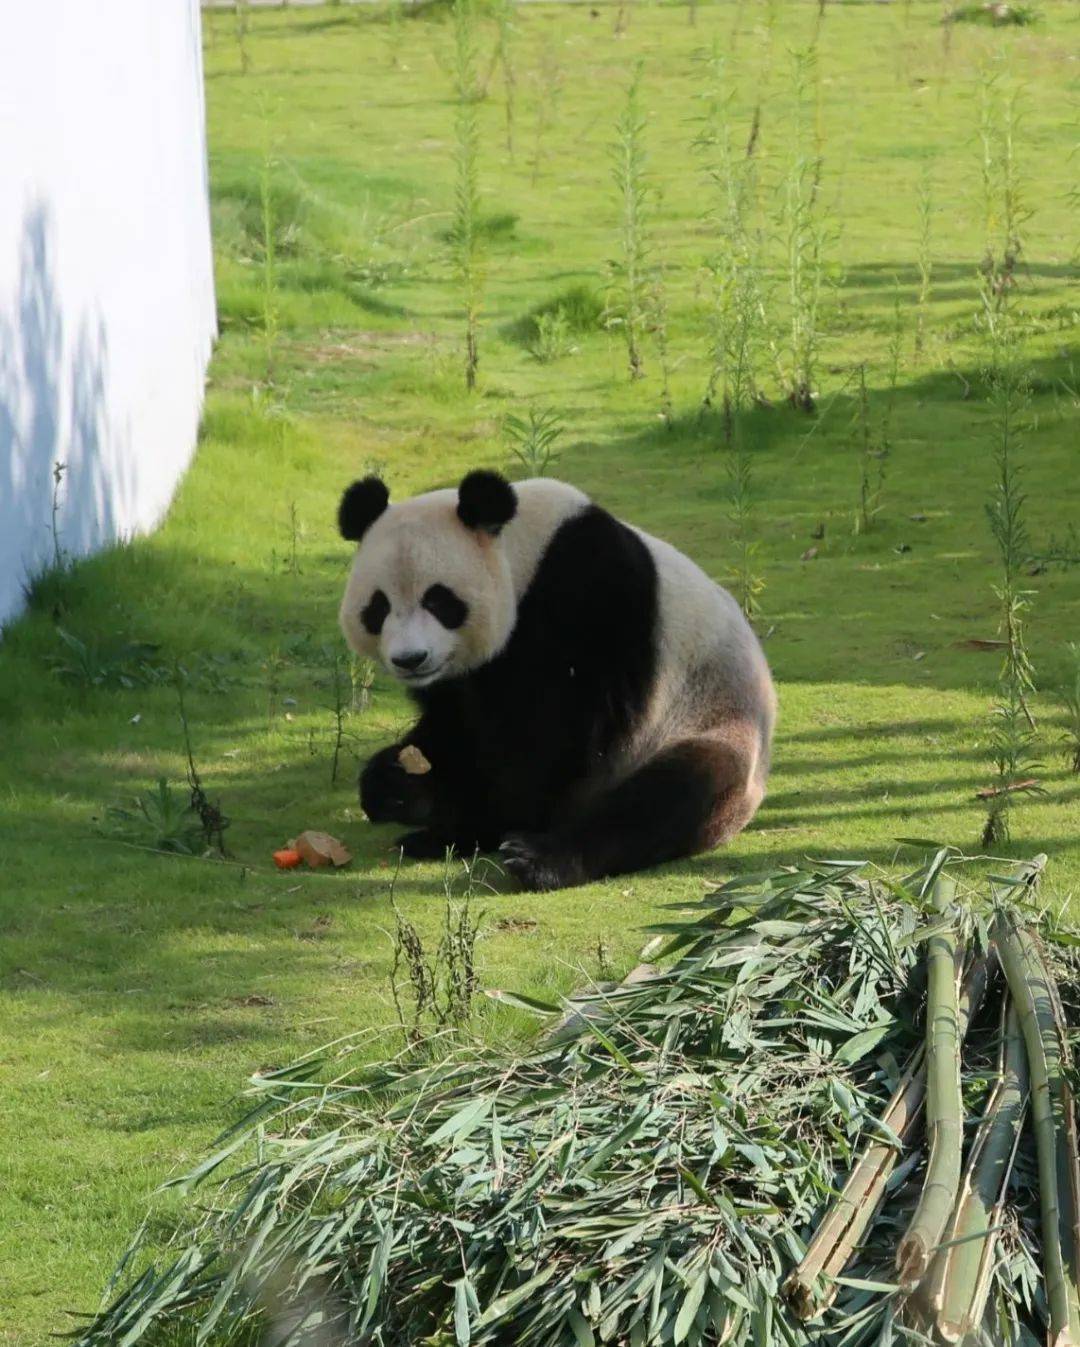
[
  {"x1": 485, "y1": 988, "x2": 561, "y2": 1015},
  {"x1": 426, "y1": 1097, "x2": 493, "y2": 1148},
  {"x1": 673, "y1": 1266, "x2": 709, "y2": 1344},
  {"x1": 454, "y1": 1277, "x2": 472, "y2": 1346},
  {"x1": 474, "y1": 1265, "x2": 558, "y2": 1328},
  {"x1": 567, "y1": 1307, "x2": 595, "y2": 1346}
]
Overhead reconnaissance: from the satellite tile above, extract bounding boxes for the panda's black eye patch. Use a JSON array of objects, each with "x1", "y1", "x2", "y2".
[
  {"x1": 422, "y1": 584, "x2": 468, "y2": 630},
  {"x1": 361, "y1": 589, "x2": 390, "y2": 635}
]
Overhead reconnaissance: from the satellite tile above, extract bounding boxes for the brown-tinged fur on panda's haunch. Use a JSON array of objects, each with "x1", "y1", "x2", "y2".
[{"x1": 337, "y1": 470, "x2": 776, "y2": 892}]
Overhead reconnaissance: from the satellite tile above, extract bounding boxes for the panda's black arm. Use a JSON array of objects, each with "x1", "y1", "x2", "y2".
[{"x1": 361, "y1": 688, "x2": 495, "y2": 848}]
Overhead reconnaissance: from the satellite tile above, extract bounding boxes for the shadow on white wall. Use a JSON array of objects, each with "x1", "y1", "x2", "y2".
[
  {"x1": 0, "y1": 203, "x2": 137, "y2": 616},
  {"x1": 0, "y1": 0, "x2": 215, "y2": 633}
]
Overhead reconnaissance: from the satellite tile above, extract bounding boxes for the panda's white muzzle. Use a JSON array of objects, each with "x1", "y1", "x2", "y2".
[{"x1": 383, "y1": 610, "x2": 456, "y2": 685}]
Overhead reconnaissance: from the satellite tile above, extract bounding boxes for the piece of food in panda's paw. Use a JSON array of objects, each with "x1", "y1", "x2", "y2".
[
  {"x1": 292, "y1": 830, "x2": 353, "y2": 868},
  {"x1": 398, "y1": 744, "x2": 432, "y2": 776}
]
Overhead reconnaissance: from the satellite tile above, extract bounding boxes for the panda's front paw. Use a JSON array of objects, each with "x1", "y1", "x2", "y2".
[
  {"x1": 499, "y1": 834, "x2": 583, "y2": 893},
  {"x1": 360, "y1": 746, "x2": 432, "y2": 825}
]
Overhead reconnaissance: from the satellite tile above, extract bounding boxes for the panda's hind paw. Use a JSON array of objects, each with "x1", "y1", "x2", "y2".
[{"x1": 499, "y1": 834, "x2": 581, "y2": 893}]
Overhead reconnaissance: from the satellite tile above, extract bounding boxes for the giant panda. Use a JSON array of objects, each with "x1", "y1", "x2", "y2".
[{"x1": 337, "y1": 469, "x2": 776, "y2": 892}]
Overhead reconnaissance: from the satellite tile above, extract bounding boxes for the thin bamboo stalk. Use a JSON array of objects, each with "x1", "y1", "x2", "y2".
[
  {"x1": 922, "y1": 999, "x2": 1028, "y2": 1341},
  {"x1": 783, "y1": 953, "x2": 988, "y2": 1320},
  {"x1": 994, "y1": 909, "x2": 1080, "y2": 1347},
  {"x1": 897, "y1": 875, "x2": 964, "y2": 1289}
]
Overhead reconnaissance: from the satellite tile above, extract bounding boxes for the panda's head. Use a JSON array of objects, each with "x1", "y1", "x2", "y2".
[{"x1": 337, "y1": 470, "x2": 518, "y2": 688}]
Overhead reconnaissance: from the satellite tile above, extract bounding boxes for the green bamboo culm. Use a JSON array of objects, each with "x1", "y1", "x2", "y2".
[
  {"x1": 896, "y1": 874, "x2": 963, "y2": 1289},
  {"x1": 923, "y1": 999, "x2": 1029, "y2": 1341},
  {"x1": 993, "y1": 907, "x2": 1080, "y2": 1346}
]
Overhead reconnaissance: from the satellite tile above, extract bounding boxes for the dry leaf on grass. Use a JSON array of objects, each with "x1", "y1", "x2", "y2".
[
  {"x1": 975, "y1": 778, "x2": 1039, "y2": 799},
  {"x1": 493, "y1": 916, "x2": 539, "y2": 934}
]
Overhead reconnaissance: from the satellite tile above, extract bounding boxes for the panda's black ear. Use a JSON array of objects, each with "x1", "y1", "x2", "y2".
[
  {"x1": 338, "y1": 476, "x2": 389, "y2": 542},
  {"x1": 457, "y1": 470, "x2": 517, "y2": 536}
]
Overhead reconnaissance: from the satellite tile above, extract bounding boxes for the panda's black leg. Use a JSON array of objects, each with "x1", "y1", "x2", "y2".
[
  {"x1": 500, "y1": 736, "x2": 760, "y2": 892},
  {"x1": 396, "y1": 829, "x2": 452, "y2": 860},
  {"x1": 397, "y1": 825, "x2": 494, "y2": 861}
]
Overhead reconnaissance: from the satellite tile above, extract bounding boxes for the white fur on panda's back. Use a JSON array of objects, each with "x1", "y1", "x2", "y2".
[{"x1": 631, "y1": 527, "x2": 776, "y2": 780}]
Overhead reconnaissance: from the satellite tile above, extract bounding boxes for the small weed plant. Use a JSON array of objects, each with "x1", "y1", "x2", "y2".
[
  {"x1": 233, "y1": 0, "x2": 251, "y2": 75},
  {"x1": 915, "y1": 162, "x2": 935, "y2": 359},
  {"x1": 350, "y1": 655, "x2": 376, "y2": 713},
  {"x1": 490, "y1": 0, "x2": 516, "y2": 155},
  {"x1": 529, "y1": 309, "x2": 574, "y2": 363},
  {"x1": 388, "y1": 854, "x2": 486, "y2": 1048},
  {"x1": 505, "y1": 406, "x2": 564, "y2": 476},
  {"x1": 696, "y1": 48, "x2": 770, "y2": 423},
  {"x1": 982, "y1": 350, "x2": 1040, "y2": 845},
  {"x1": 324, "y1": 651, "x2": 357, "y2": 784},
  {"x1": 258, "y1": 136, "x2": 280, "y2": 387},
  {"x1": 176, "y1": 670, "x2": 230, "y2": 855},
  {"x1": 780, "y1": 47, "x2": 828, "y2": 411},
  {"x1": 610, "y1": 62, "x2": 651, "y2": 382},
  {"x1": 726, "y1": 422, "x2": 765, "y2": 621},
  {"x1": 977, "y1": 71, "x2": 1031, "y2": 352},
  {"x1": 649, "y1": 256, "x2": 674, "y2": 427},
  {"x1": 1058, "y1": 644, "x2": 1080, "y2": 774},
  {"x1": 105, "y1": 779, "x2": 206, "y2": 856},
  {"x1": 976, "y1": 72, "x2": 1040, "y2": 845},
  {"x1": 529, "y1": 34, "x2": 564, "y2": 185},
  {"x1": 48, "y1": 628, "x2": 167, "y2": 690},
  {"x1": 854, "y1": 293, "x2": 903, "y2": 535},
  {"x1": 450, "y1": 0, "x2": 484, "y2": 391}
]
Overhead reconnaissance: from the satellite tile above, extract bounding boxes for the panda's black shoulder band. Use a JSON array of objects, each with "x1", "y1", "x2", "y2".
[
  {"x1": 339, "y1": 476, "x2": 390, "y2": 542},
  {"x1": 457, "y1": 470, "x2": 517, "y2": 535}
]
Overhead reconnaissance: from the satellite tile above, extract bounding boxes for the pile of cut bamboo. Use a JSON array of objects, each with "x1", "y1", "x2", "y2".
[{"x1": 75, "y1": 851, "x2": 1080, "y2": 1347}]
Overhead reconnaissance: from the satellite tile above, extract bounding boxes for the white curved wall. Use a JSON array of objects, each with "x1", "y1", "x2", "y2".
[{"x1": 0, "y1": 0, "x2": 216, "y2": 629}]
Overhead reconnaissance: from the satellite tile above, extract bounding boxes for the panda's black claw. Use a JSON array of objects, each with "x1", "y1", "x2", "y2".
[{"x1": 499, "y1": 833, "x2": 578, "y2": 892}]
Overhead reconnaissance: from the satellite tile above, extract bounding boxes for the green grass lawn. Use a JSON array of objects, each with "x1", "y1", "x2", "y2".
[{"x1": 2, "y1": 2, "x2": 1079, "y2": 1341}]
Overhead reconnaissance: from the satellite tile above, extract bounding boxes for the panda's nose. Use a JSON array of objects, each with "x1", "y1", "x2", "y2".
[{"x1": 391, "y1": 649, "x2": 428, "y2": 673}]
